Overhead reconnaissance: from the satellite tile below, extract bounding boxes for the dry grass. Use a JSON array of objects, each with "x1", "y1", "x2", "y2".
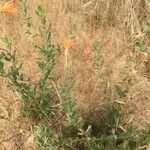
[{"x1": 0, "y1": 0, "x2": 150, "y2": 149}]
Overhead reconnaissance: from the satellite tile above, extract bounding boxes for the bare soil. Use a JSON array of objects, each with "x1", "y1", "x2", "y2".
[{"x1": 0, "y1": 0, "x2": 150, "y2": 149}]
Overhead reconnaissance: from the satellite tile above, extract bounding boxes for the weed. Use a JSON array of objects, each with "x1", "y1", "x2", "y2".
[
  {"x1": 135, "y1": 40, "x2": 148, "y2": 52},
  {"x1": 19, "y1": 0, "x2": 32, "y2": 35},
  {"x1": 0, "y1": 4, "x2": 57, "y2": 120}
]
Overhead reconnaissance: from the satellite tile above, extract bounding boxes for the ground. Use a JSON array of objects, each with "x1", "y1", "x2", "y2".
[{"x1": 0, "y1": 0, "x2": 150, "y2": 149}]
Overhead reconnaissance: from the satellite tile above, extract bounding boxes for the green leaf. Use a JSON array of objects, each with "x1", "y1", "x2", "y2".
[
  {"x1": 2, "y1": 35, "x2": 12, "y2": 49},
  {"x1": 0, "y1": 61, "x2": 4, "y2": 72},
  {"x1": 46, "y1": 51, "x2": 54, "y2": 60},
  {"x1": 49, "y1": 76, "x2": 57, "y2": 81},
  {"x1": 36, "y1": 60, "x2": 46, "y2": 71},
  {"x1": 136, "y1": 41, "x2": 147, "y2": 52},
  {"x1": 0, "y1": 53, "x2": 5, "y2": 60},
  {"x1": 38, "y1": 79, "x2": 46, "y2": 91},
  {"x1": 35, "y1": 5, "x2": 44, "y2": 17},
  {"x1": 115, "y1": 84, "x2": 126, "y2": 98},
  {"x1": 21, "y1": 94, "x2": 29, "y2": 103},
  {"x1": 37, "y1": 45, "x2": 46, "y2": 54},
  {"x1": 43, "y1": 65, "x2": 54, "y2": 80}
]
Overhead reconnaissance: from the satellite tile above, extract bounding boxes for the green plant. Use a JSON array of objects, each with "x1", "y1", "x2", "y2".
[
  {"x1": 0, "y1": 4, "x2": 58, "y2": 120},
  {"x1": 92, "y1": 40, "x2": 110, "y2": 95},
  {"x1": 19, "y1": 0, "x2": 32, "y2": 35},
  {"x1": 135, "y1": 40, "x2": 148, "y2": 52}
]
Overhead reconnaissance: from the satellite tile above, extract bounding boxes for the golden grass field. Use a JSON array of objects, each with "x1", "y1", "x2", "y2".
[{"x1": 0, "y1": 0, "x2": 150, "y2": 149}]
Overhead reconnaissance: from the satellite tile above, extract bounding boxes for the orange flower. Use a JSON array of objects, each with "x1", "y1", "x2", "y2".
[
  {"x1": 63, "y1": 39, "x2": 75, "y2": 49},
  {"x1": 0, "y1": 0, "x2": 17, "y2": 14}
]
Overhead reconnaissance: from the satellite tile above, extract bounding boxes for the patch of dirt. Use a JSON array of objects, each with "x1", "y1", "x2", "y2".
[
  {"x1": 127, "y1": 79, "x2": 150, "y2": 129},
  {"x1": 0, "y1": 0, "x2": 150, "y2": 149}
]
